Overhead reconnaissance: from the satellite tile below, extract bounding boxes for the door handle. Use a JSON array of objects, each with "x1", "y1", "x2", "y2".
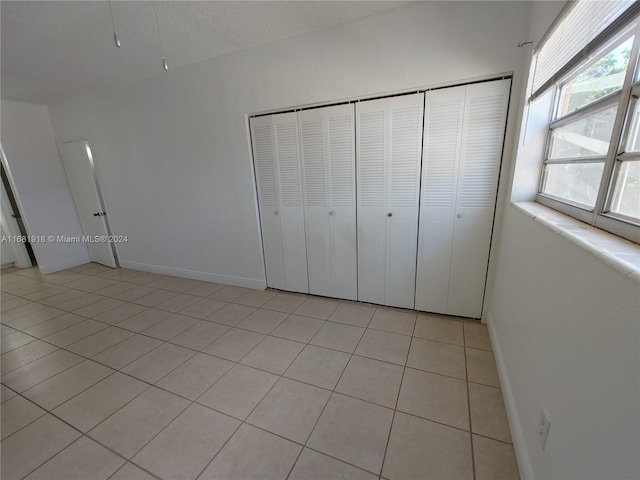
[
  {"x1": 457, "y1": 213, "x2": 463, "y2": 219},
  {"x1": 329, "y1": 211, "x2": 335, "y2": 216},
  {"x1": 93, "y1": 212, "x2": 106, "y2": 217},
  {"x1": 387, "y1": 213, "x2": 393, "y2": 217}
]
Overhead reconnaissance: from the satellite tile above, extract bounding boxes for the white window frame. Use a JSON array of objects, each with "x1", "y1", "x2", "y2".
[{"x1": 536, "y1": 15, "x2": 640, "y2": 244}]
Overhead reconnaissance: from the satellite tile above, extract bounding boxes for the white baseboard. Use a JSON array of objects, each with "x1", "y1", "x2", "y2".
[
  {"x1": 486, "y1": 312, "x2": 534, "y2": 480},
  {"x1": 119, "y1": 260, "x2": 266, "y2": 290},
  {"x1": 38, "y1": 254, "x2": 92, "y2": 274}
]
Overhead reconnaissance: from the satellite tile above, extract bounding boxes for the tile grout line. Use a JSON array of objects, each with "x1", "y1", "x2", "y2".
[
  {"x1": 4, "y1": 266, "x2": 504, "y2": 480},
  {"x1": 284, "y1": 307, "x2": 378, "y2": 477},
  {"x1": 4, "y1": 319, "x2": 498, "y2": 445},
  {"x1": 190, "y1": 305, "x2": 323, "y2": 480},
  {"x1": 378, "y1": 311, "x2": 418, "y2": 478},
  {"x1": 3, "y1": 303, "x2": 498, "y2": 433},
  {"x1": 1, "y1": 374, "x2": 164, "y2": 480},
  {"x1": 464, "y1": 323, "x2": 478, "y2": 480}
]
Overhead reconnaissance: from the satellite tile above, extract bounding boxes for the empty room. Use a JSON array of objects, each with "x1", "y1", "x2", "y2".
[{"x1": 1, "y1": 1, "x2": 638, "y2": 479}]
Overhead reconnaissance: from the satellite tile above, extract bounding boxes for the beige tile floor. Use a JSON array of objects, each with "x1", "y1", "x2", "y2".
[{"x1": 0, "y1": 263, "x2": 520, "y2": 480}]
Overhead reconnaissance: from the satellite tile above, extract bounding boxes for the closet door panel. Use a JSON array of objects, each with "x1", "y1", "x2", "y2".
[
  {"x1": 299, "y1": 104, "x2": 356, "y2": 300},
  {"x1": 415, "y1": 86, "x2": 466, "y2": 313},
  {"x1": 327, "y1": 106, "x2": 357, "y2": 300},
  {"x1": 274, "y1": 112, "x2": 309, "y2": 293},
  {"x1": 385, "y1": 94, "x2": 424, "y2": 308},
  {"x1": 250, "y1": 116, "x2": 286, "y2": 290},
  {"x1": 331, "y1": 217, "x2": 356, "y2": 298},
  {"x1": 447, "y1": 79, "x2": 510, "y2": 317},
  {"x1": 358, "y1": 218, "x2": 386, "y2": 303},
  {"x1": 299, "y1": 111, "x2": 330, "y2": 296},
  {"x1": 448, "y1": 221, "x2": 494, "y2": 317},
  {"x1": 356, "y1": 101, "x2": 387, "y2": 305}
]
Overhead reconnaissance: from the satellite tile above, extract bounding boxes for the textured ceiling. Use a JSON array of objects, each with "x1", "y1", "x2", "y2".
[{"x1": 1, "y1": 1, "x2": 410, "y2": 105}]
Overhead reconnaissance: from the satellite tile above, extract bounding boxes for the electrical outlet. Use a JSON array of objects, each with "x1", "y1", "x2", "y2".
[{"x1": 537, "y1": 408, "x2": 550, "y2": 450}]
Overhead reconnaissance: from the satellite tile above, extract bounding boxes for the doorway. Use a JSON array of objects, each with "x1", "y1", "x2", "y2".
[
  {"x1": 59, "y1": 140, "x2": 117, "y2": 268},
  {"x1": 0, "y1": 147, "x2": 36, "y2": 269}
]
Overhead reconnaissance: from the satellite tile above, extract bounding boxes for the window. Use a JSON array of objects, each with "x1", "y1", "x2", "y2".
[{"x1": 534, "y1": 1, "x2": 640, "y2": 243}]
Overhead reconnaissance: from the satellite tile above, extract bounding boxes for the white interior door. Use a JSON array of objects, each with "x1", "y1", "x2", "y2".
[
  {"x1": 415, "y1": 85, "x2": 466, "y2": 313},
  {"x1": 299, "y1": 104, "x2": 357, "y2": 300},
  {"x1": 59, "y1": 140, "x2": 116, "y2": 268},
  {"x1": 250, "y1": 116, "x2": 286, "y2": 290},
  {"x1": 447, "y1": 79, "x2": 510, "y2": 317},
  {"x1": 357, "y1": 93, "x2": 423, "y2": 308},
  {"x1": 274, "y1": 113, "x2": 309, "y2": 294}
]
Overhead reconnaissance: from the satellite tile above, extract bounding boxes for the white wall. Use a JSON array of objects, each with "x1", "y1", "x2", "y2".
[
  {"x1": 47, "y1": 1, "x2": 531, "y2": 288},
  {"x1": 1, "y1": 100, "x2": 90, "y2": 273},
  {"x1": 486, "y1": 2, "x2": 640, "y2": 479},
  {"x1": 487, "y1": 206, "x2": 639, "y2": 480}
]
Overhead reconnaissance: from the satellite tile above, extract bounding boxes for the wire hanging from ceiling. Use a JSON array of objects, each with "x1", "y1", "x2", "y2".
[
  {"x1": 153, "y1": 3, "x2": 168, "y2": 71},
  {"x1": 107, "y1": 0, "x2": 121, "y2": 47}
]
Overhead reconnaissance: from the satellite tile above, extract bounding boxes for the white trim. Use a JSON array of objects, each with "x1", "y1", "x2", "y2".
[
  {"x1": 245, "y1": 113, "x2": 269, "y2": 288},
  {"x1": 39, "y1": 254, "x2": 92, "y2": 274},
  {"x1": 486, "y1": 312, "x2": 533, "y2": 480},
  {"x1": 119, "y1": 260, "x2": 266, "y2": 290},
  {"x1": 250, "y1": 72, "x2": 513, "y2": 118}
]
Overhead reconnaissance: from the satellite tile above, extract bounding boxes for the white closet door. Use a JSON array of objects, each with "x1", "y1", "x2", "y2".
[
  {"x1": 274, "y1": 113, "x2": 309, "y2": 294},
  {"x1": 250, "y1": 116, "x2": 286, "y2": 290},
  {"x1": 251, "y1": 113, "x2": 308, "y2": 294},
  {"x1": 447, "y1": 79, "x2": 509, "y2": 317},
  {"x1": 299, "y1": 110, "x2": 331, "y2": 296},
  {"x1": 299, "y1": 104, "x2": 357, "y2": 300},
  {"x1": 327, "y1": 107, "x2": 357, "y2": 300},
  {"x1": 415, "y1": 86, "x2": 466, "y2": 313},
  {"x1": 385, "y1": 95, "x2": 424, "y2": 308},
  {"x1": 357, "y1": 101, "x2": 387, "y2": 305},
  {"x1": 357, "y1": 93, "x2": 424, "y2": 308},
  {"x1": 416, "y1": 79, "x2": 510, "y2": 318}
]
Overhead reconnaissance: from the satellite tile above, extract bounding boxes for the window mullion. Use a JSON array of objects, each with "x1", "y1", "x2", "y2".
[{"x1": 544, "y1": 156, "x2": 607, "y2": 165}]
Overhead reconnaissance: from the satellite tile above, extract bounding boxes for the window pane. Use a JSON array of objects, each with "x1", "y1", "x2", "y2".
[
  {"x1": 610, "y1": 160, "x2": 640, "y2": 219},
  {"x1": 542, "y1": 162, "x2": 605, "y2": 207},
  {"x1": 625, "y1": 99, "x2": 640, "y2": 152},
  {"x1": 557, "y1": 37, "x2": 633, "y2": 117},
  {"x1": 549, "y1": 105, "x2": 617, "y2": 159}
]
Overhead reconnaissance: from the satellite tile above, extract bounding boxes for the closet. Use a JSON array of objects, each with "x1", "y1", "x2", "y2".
[{"x1": 250, "y1": 78, "x2": 510, "y2": 317}]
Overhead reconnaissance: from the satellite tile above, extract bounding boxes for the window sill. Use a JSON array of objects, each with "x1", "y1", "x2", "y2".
[{"x1": 511, "y1": 202, "x2": 640, "y2": 284}]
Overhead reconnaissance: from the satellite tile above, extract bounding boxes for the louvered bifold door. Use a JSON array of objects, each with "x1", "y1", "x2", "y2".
[
  {"x1": 273, "y1": 112, "x2": 309, "y2": 294},
  {"x1": 415, "y1": 86, "x2": 466, "y2": 313},
  {"x1": 250, "y1": 115, "x2": 286, "y2": 290},
  {"x1": 385, "y1": 94, "x2": 424, "y2": 308},
  {"x1": 356, "y1": 93, "x2": 424, "y2": 308},
  {"x1": 447, "y1": 79, "x2": 509, "y2": 317},
  {"x1": 299, "y1": 104, "x2": 357, "y2": 301}
]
